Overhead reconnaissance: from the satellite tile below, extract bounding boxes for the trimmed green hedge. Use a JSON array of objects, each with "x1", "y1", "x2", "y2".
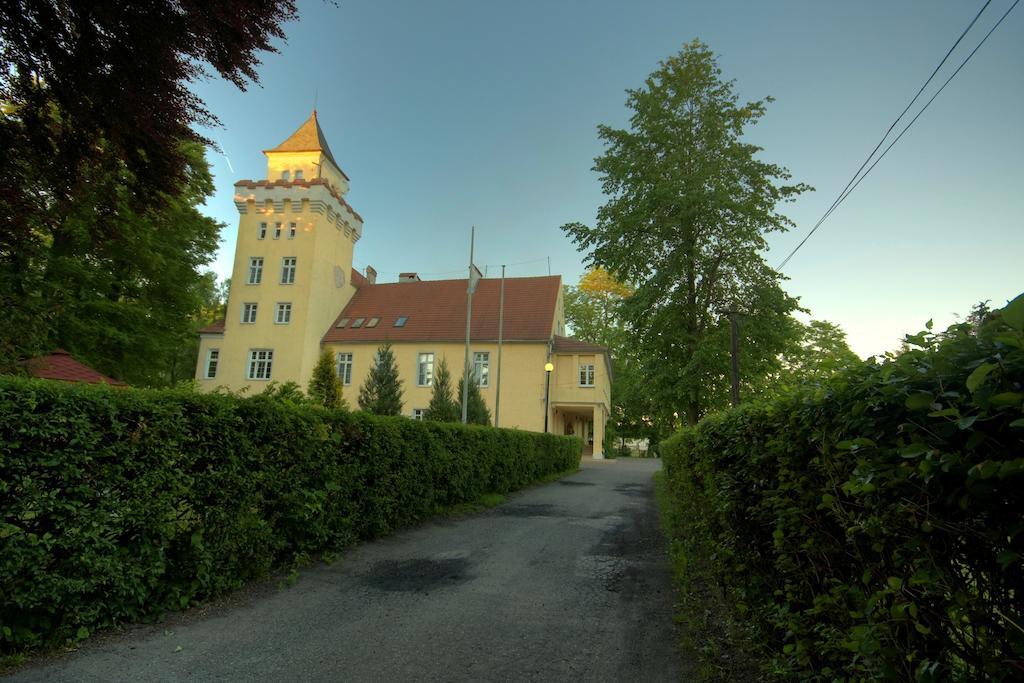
[
  {"x1": 660, "y1": 298, "x2": 1024, "y2": 681},
  {"x1": 0, "y1": 380, "x2": 580, "y2": 651}
]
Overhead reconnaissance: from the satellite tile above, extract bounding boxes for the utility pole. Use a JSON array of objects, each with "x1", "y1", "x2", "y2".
[
  {"x1": 729, "y1": 308, "x2": 740, "y2": 408},
  {"x1": 494, "y1": 264, "x2": 505, "y2": 428}
]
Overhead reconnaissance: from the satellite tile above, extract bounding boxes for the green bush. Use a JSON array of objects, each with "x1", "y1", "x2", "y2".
[
  {"x1": 660, "y1": 295, "x2": 1024, "y2": 681},
  {"x1": 0, "y1": 381, "x2": 580, "y2": 652}
]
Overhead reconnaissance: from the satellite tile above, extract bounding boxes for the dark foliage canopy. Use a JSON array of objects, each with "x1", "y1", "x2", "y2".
[{"x1": 0, "y1": 0, "x2": 297, "y2": 198}]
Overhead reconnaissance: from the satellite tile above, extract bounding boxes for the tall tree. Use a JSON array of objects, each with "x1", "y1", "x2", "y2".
[
  {"x1": 308, "y1": 349, "x2": 346, "y2": 409},
  {"x1": 0, "y1": 0, "x2": 297, "y2": 367},
  {"x1": 457, "y1": 371, "x2": 491, "y2": 426},
  {"x1": 563, "y1": 267, "x2": 632, "y2": 351},
  {"x1": 358, "y1": 344, "x2": 404, "y2": 416},
  {"x1": 780, "y1": 320, "x2": 862, "y2": 387},
  {"x1": 562, "y1": 40, "x2": 810, "y2": 425},
  {"x1": 0, "y1": 0, "x2": 297, "y2": 208},
  {"x1": 2, "y1": 140, "x2": 224, "y2": 384},
  {"x1": 424, "y1": 357, "x2": 459, "y2": 422},
  {"x1": 563, "y1": 269, "x2": 650, "y2": 440}
]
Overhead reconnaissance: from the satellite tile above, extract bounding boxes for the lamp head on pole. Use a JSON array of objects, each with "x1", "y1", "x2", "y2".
[{"x1": 544, "y1": 362, "x2": 554, "y2": 373}]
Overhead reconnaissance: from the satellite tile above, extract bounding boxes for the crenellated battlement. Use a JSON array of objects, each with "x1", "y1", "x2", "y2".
[{"x1": 233, "y1": 178, "x2": 363, "y2": 241}]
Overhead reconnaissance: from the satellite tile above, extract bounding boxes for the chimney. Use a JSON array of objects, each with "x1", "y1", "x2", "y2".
[
  {"x1": 398, "y1": 272, "x2": 421, "y2": 283},
  {"x1": 365, "y1": 266, "x2": 377, "y2": 285}
]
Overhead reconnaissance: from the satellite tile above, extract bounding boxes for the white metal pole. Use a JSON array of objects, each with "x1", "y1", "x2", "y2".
[
  {"x1": 495, "y1": 264, "x2": 505, "y2": 427},
  {"x1": 461, "y1": 227, "x2": 474, "y2": 424}
]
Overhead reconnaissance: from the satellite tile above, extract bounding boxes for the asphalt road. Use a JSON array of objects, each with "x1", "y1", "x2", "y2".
[{"x1": 11, "y1": 458, "x2": 687, "y2": 682}]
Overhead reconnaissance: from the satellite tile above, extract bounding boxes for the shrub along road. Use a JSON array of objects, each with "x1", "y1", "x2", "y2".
[{"x1": 11, "y1": 458, "x2": 686, "y2": 682}]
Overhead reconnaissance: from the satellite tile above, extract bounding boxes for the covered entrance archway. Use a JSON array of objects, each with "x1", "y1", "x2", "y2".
[{"x1": 550, "y1": 403, "x2": 606, "y2": 459}]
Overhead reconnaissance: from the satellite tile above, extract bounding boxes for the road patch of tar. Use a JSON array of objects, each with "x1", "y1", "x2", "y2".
[
  {"x1": 364, "y1": 558, "x2": 472, "y2": 593},
  {"x1": 557, "y1": 480, "x2": 595, "y2": 486},
  {"x1": 493, "y1": 503, "x2": 561, "y2": 517}
]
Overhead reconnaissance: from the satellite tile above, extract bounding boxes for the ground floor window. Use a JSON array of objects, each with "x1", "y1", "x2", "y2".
[
  {"x1": 473, "y1": 351, "x2": 489, "y2": 387},
  {"x1": 336, "y1": 352, "x2": 353, "y2": 385},
  {"x1": 417, "y1": 352, "x2": 434, "y2": 386},
  {"x1": 247, "y1": 349, "x2": 273, "y2": 380},
  {"x1": 204, "y1": 349, "x2": 219, "y2": 379},
  {"x1": 412, "y1": 408, "x2": 426, "y2": 420}
]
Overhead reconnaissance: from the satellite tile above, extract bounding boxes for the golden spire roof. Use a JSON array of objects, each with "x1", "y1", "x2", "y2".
[{"x1": 265, "y1": 109, "x2": 340, "y2": 171}]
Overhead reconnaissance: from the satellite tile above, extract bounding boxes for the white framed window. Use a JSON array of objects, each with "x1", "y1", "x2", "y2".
[
  {"x1": 273, "y1": 222, "x2": 282, "y2": 239},
  {"x1": 257, "y1": 222, "x2": 267, "y2": 240},
  {"x1": 288, "y1": 222, "x2": 297, "y2": 239},
  {"x1": 417, "y1": 352, "x2": 434, "y2": 386},
  {"x1": 281, "y1": 257, "x2": 297, "y2": 284},
  {"x1": 275, "y1": 302, "x2": 292, "y2": 324},
  {"x1": 247, "y1": 257, "x2": 263, "y2": 284},
  {"x1": 473, "y1": 351, "x2": 490, "y2": 387},
  {"x1": 241, "y1": 302, "x2": 258, "y2": 324},
  {"x1": 247, "y1": 349, "x2": 273, "y2": 380},
  {"x1": 579, "y1": 363, "x2": 595, "y2": 387},
  {"x1": 412, "y1": 408, "x2": 426, "y2": 421},
  {"x1": 281, "y1": 170, "x2": 291, "y2": 181},
  {"x1": 204, "y1": 349, "x2": 219, "y2": 379},
  {"x1": 335, "y1": 352, "x2": 353, "y2": 385},
  {"x1": 294, "y1": 169, "x2": 304, "y2": 180}
]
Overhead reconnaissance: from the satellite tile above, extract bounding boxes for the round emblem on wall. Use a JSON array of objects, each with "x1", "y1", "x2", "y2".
[{"x1": 333, "y1": 265, "x2": 346, "y2": 288}]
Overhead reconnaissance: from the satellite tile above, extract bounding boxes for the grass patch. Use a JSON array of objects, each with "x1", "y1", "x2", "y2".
[
  {"x1": 652, "y1": 470, "x2": 760, "y2": 682},
  {"x1": 439, "y1": 492, "x2": 508, "y2": 518}
]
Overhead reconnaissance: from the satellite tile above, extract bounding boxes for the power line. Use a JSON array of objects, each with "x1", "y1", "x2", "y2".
[
  {"x1": 777, "y1": 0, "x2": 1016, "y2": 270},
  {"x1": 822, "y1": 0, "x2": 1020, "y2": 226}
]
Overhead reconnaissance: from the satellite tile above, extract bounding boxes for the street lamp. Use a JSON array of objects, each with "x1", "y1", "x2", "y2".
[{"x1": 544, "y1": 361, "x2": 554, "y2": 432}]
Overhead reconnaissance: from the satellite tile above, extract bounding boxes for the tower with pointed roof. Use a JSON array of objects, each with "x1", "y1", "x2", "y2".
[{"x1": 196, "y1": 111, "x2": 364, "y2": 391}]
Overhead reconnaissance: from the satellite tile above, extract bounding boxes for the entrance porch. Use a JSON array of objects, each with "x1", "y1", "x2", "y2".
[{"x1": 550, "y1": 403, "x2": 606, "y2": 459}]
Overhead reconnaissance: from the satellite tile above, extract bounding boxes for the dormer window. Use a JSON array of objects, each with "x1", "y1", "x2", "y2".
[
  {"x1": 294, "y1": 169, "x2": 304, "y2": 180},
  {"x1": 335, "y1": 318, "x2": 350, "y2": 328},
  {"x1": 366, "y1": 317, "x2": 380, "y2": 328},
  {"x1": 394, "y1": 316, "x2": 408, "y2": 328},
  {"x1": 281, "y1": 170, "x2": 291, "y2": 181},
  {"x1": 351, "y1": 317, "x2": 365, "y2": 329}
]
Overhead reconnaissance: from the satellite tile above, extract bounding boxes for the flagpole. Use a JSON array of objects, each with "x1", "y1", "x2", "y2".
[
  {"x1": 495, "y1": 264, "x2": 505, "y2": 428},
  {"x1": 461, "y1": 226, "x2": 475, "y2": 424}
]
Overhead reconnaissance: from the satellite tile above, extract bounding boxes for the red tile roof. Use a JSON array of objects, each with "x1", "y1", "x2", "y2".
[
  {"x1": 23, "y1": 349, "x2": 126, "y2": 386},
  {"x1": 552, "y1": 336, "x2": 609, "y2": 354},
  {"x1": 263, "y1": 110, "x2": 348, "y2": 180},
  {"x1": 322, "y1": 275, "x2": 561, "y2": 344},
  {"x1": 199, "y1": 319, "x2": 225, "y2": 334}
]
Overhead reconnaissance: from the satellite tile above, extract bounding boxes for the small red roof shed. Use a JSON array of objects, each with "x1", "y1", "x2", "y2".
[{"x1": 24, "y1": 349, "x2": 126, "y2": 386}]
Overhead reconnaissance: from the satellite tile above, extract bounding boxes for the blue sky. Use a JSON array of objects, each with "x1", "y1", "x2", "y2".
[{"x1": 192, "y1": 0, "x2": 1023, "y2": 357}]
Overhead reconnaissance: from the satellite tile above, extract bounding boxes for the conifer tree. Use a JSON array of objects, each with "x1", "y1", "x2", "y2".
[
  {"x1": 357, "y1": 343, "x2": 404, "y2": 415},
  {"x1": 308, "y1": 349, "x2": 346, "y2": 409},
  {"x1": 424, "y1": 357, "x2": 459, "y2": 422},
  {"x1": 457, "y1": 369, "x2": 491, "y2": 426}
]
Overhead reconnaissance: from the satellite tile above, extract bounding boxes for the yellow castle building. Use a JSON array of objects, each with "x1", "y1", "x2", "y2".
[{"x1": 195, "y1": 112, "x2": 611, "y2": 457}]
